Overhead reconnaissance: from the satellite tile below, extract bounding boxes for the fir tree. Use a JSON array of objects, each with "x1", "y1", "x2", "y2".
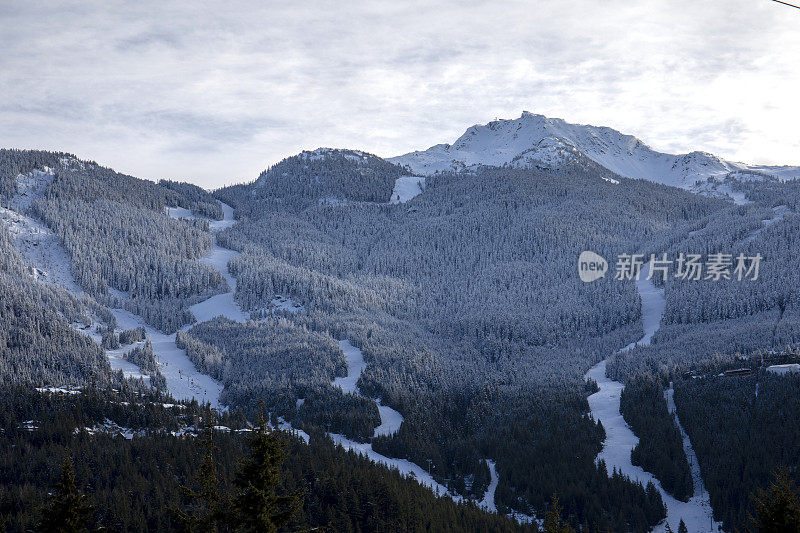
[
  {"x1": 231, "y1": 412, "x2": 303, "y2": 532},
  {"x1": 37, "y1": 456, "x2": 94, "y2": 533},
  {"x1": 748, "y1": 468, "x2": 800, "y2": 533},
  {"x1": 678, "y1": 518, "x2": 688, "y2": 533},
  {"x1": 173, "y1": 422, "x2": 227, "y2": 532},
  {"x1": 542, "y1": 493, "x2": 574, "y2": 533}
]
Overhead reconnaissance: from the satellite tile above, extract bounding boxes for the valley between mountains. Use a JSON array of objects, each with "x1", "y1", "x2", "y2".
[{"x1": 3, "y1": 112, "x2": 800, "y2": 531}]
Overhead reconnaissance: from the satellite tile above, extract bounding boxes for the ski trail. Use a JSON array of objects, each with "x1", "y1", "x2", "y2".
[
  {"x1": 326, "y1": 340, "x2": 499, "y2": 511},
  {"x1": 480, "y1": 459, "x2": 499, "y2": 512},
  {"x1": 327, "y1": 340, "x2": 457, "y2": 497},
  {"x1": 665, "y1": 384, "x2": 716, "y2": 531},
  {"x1": 2, "y1": 172, "x2": 244, "y2": 407},
  {"x1": 585, "y1": 262, "x2": 717, "y2": 532}
]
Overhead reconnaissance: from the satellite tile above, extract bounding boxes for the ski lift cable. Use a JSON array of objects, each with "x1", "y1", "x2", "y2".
[{"x1": 772, "y1": 0, "x2": 800, "y2": 9}]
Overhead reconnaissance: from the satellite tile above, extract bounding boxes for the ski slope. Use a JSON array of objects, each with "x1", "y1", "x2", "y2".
[
  {"x1": 480, "y1": 460, "x2": 499, "y2": 513},
  {"x1": 327, "y1": 340, "x2": 503, "y2": 510},
  {"x1": 585, "y1": 262, "x2": 717, "y2": 532},
  {"x1": 3, "y1": 174, "x2": 248, "y2": 408},
  {"x1": 390, "y1": 176, "x2": 425, "y2": 204}
]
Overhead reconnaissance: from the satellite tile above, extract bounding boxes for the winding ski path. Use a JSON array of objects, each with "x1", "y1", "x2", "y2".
[{"x1": 584, "y1": 262, "x2": 717, "y2": 532}]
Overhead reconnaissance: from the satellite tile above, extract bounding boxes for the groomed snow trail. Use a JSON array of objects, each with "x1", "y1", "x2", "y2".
[
  {"x1": 665, "y1": 385, "x2": 716, "y2": 530},
  {"x1": 585, "y1": 262, "x2": 717, "y2": 532},
  {"x1": 328, "y1": 341, "x2": 457, "y2": 497},
  {"x1": 328, "y1": 340, "x2": 497, "y2": 510},
  {"x1": 3, "y1": 175, "x2": 245, "y2": 408},
  {"x1": 480, "y1": 460, "x2": 499, "y2": 513}
]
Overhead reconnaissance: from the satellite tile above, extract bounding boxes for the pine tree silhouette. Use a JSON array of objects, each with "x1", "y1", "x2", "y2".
[
  {"x1": 37, "y1": 456, "x2": 94, "y2": 533},
  {"x1": 543, "y1": 493, "x2": 575, "y2": 533},
  {"x1": 231, "y1": 410, "x2": 303, "y2": 532},
  {"x1": 173, "y1": 416, "x2": 227, "y2": 532},
  {"x1": 748, "y1": 467, "x2": 800, "y2": 532}
]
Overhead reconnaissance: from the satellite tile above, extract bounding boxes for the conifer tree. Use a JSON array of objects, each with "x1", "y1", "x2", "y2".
[
  {"x1": 231, "y1": 411, "x2": 303, "y2": 532},
  {"x1": 37, "y1": 456, "x2": 94, "y2": 533},
  {"x1": 748, "y1": 467, "x2": 800, "y2": 533},
  {"x1": 678, "y1": 518, "x2": 688, "y2": 533},
  {"x1": 173, "y1": 421, "x2": 227, "y2": 532},
  {"x1": 543, "y1": 493, "x2": 574, "y2": 533}
]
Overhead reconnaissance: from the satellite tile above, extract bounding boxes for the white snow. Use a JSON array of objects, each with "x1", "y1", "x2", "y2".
[
  {"x1": 586, "y1": 262, "x2": 717, "y2": 532},
  {"x1": 328, "y1": 431, "x2": 456, "y2": 498},
  {"x1": 36, "y1": 387, "x2": 81, "y2": 395},
  {"x1": 767, "y1": 364, "x2": 800, "y2": 375},
  {"x1": 166, "y1": 206, "x2": 196, "y2": 220},
  {"x1": 479, "y1": 459, "x2": 499, "y2": 512},
  {"x1": 619, "y1": 262, "x2": 666, "y2": 352},
  {"x1": 276, "y1": 417, "x2": 310, "y2": 444},
  {"x1": 111, "y1": 308, "x2": 224, "y2": 406},
  {"x1": 189, "y1": 244, "x2": 247, "y2": 323},
  {"x1": 104, "y1": 339, "x2": 152, "y2": 382},
  {"x1": 373, "y1": 399, "x2": 404, "y2": 437},
  {"x1": 390, "y1": 176, "x2": 426, "y2": 204},
  {"x1": 333, "y1": 340, "x2": 368, "y2": 395},
  {"x1": 208, "y1": 201, "x2": 236, "y2": 232},
  {"x1": 389, "y1": 111, "x2": 800, "y2": 192}
]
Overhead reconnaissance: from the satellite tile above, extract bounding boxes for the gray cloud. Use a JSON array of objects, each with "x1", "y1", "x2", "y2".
[{"x1": 0, "y1": 0, "x2": 798, "y2": 188}]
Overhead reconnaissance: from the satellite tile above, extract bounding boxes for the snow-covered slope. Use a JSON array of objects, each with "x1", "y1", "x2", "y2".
[{"x1": 389, "y1": 112, "x2": 800, "y2": 192}]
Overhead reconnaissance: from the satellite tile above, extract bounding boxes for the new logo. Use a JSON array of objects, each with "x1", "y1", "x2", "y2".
[{"x1": 578, "y1": 251, "x2": 608, "y2": 282}]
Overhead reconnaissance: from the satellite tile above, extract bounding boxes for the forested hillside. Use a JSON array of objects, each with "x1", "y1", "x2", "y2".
[
  {"x1": 0, "y1": 386, "x2": 530, "y2": 532},
  {"x1": 212, "y1": 155, "x2": 726, "y2": 528},
  {"x1": 5, "y1": 145, "x2": 800, "y2": 530},
  {"x1": 0, "y1": 222, "x2": 111, "y2": 386},
  {"x1": 32, "y1": 160, "x2": 224, "y2": 332}
]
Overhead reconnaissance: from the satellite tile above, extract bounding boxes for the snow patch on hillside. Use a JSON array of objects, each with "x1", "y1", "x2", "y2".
[
  {"x1": 390, "y1": 176, "x2": 425, "y2": 204},
  {"x1": 166, "y1": 206, "x2": 196, "y2": 220}
]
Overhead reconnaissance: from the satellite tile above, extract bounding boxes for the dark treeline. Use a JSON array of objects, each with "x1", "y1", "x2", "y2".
[
  {"x1": 674, "y1": 372, "x2": 800, "y2": 531},
  {"x1": 0, "y1": 385, "x2": 532, "y2": 532},
  {"x1": 620, "y1": 375, "x2": 692, "y2": 501}
]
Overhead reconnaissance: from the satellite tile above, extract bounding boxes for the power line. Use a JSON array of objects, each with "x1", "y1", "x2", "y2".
[{"x1": 772, "y1": 0, "x2": 800, "y2": 9}]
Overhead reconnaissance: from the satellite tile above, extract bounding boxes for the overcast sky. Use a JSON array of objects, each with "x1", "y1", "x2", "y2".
[{"x1": 1, "y1": 0, "x2": 798, "y2": 189}]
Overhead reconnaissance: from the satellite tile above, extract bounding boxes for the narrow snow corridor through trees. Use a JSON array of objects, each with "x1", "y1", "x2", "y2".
[
  {"x1": 585, "y1": 262, "x2": 717, "y2": 532},
  {"x1": 328, "y1": 340, "x2": 499, "y2": 511}
]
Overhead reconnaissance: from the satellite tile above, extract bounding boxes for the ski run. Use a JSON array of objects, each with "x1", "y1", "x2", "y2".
[
  {"x1": 585, "y1": 262, "x2": 717, "y2": 532},
  {"x1": 6, "y1": 170, "x2": 502, "y2": 516}
]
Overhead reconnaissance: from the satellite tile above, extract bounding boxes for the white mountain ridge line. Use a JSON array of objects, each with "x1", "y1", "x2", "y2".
[{"x1": 389, "y1": 111, "x2": 800, "y2": 196}]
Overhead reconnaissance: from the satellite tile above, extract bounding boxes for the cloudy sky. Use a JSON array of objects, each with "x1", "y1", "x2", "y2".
[{"x1": 1, "y1": 0, "x2": 798, "y2": 188}]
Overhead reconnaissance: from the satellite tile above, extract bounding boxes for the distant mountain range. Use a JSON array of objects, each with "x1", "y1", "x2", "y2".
[{"x1": 388, "y1": 111, "x2": 800, "y2": 195}]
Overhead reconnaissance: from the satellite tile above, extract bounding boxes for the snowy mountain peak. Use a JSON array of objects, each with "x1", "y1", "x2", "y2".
[{"x1": 389, "y1": 113, "x2": 800, "y2": 193}]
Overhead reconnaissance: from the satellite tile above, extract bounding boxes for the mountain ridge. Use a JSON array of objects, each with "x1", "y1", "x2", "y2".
[{"x1": 388, "y1": 111, "x2": 800, "y2": 194}]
